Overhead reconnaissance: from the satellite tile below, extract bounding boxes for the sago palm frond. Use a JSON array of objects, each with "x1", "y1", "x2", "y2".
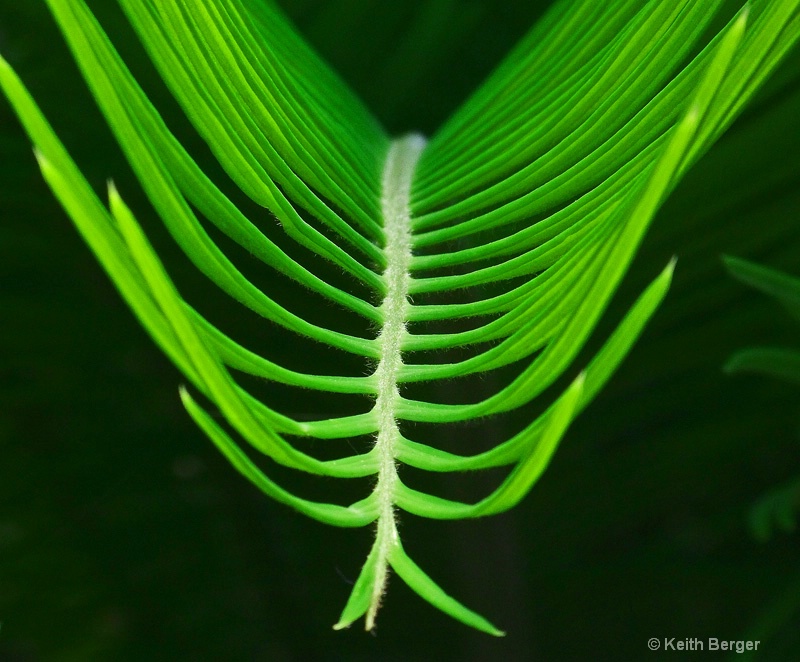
[
  {"x1": 724, "y1": 256, "x2": 800, "y2": 653},
  {"x1": 725, "y1": 256, "x2": 800, "y2": 385},
  {"x1": 1, "y1": 0, "x2": 799, "y2": 634},
  {"x1": 724, "y1": 256, "x2": 800, "y2": 541}
]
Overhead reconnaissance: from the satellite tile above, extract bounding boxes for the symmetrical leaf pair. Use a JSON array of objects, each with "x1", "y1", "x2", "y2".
[{"x1": 2, "y1": 0, "x2": 799, "y2": 634}]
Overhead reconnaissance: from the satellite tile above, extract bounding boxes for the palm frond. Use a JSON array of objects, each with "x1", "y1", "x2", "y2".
[
  {"x1": 725, "y1": 254, "x2": 800, "y2": 325},
  {"x1": 2, "y1": 0, "x2": 799, "y2": 634},
  {"x1": 724, "y1": 256, "x2": 800, "y2": 542},
  {"x1": 724, "y1": 256, "x2": 800, "y2": 385}
]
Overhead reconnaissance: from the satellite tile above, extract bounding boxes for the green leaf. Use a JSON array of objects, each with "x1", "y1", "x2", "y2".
[
  {"x1": 724, "y1": 254, "x2": 800, "y2": 323},
  {"x1": 725, "y1": 347, "x2": 800, "y2": 383},
  {"x1": 723, "y1": 257, "x2": 800, "y2": 550},
  {"x1": 2, "y1": 0, "x2": 799, "y2": 635},
  {"x1": 388, "y1": 540, "x2": 505, "y2": 637}
]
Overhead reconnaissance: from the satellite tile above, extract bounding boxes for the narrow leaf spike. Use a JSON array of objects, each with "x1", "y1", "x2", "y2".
[{"x1": 2, "y1": 0, "x2": 798, "y2": 635}]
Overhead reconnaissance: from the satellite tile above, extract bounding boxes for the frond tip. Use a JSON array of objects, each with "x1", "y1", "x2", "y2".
[{"x1": 2, "y1": 0, "x2": 798, "y2": 634}]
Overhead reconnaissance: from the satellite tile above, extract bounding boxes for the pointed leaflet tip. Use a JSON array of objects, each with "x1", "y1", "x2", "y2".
[
  {"x1": 721, "y1": 253, "x2": 752, "y2": 279},
  {"x1": 650, "y1": 258, "x2": 677, "y2": 291},
  {"x1": 32, "y1": 146, "x2": 48, "y2": 168},
  {"x1": 723, "y1": 348, "x2": 800, "y2": 384},
  {"x1": 388, "y1": 541, "x2": 505, "y2": 637},
  {"x1": 106, "y1": 179, "x2": 128, "y2": 227},
  {"x1": 178, "y1": 384, "x2": 192, "y2": 406},
  {"x1": 720, "y1": 257, "x2": 800, "y2": 321},
  {"x1": 667, "y1": 255, "x2": 678, "y2": 273},
  {"x1": 333, "y1": 542, "x2": 382, "y2": 632},
  {"x1": 646, "y1": 259, "x2": 677, "y2": 303},
  {"x1": 737, "y1": 2, "x2": 750, "y2": 27}
]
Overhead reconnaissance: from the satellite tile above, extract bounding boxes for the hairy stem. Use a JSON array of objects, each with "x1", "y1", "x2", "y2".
[{"x1": 366, "y1": 134, "x2": 426, "y2": 630}]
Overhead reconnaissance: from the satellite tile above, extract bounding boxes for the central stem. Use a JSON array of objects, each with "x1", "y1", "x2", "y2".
[{"x1": 367, "y1": 134, "x2": 426, "y2": 629}]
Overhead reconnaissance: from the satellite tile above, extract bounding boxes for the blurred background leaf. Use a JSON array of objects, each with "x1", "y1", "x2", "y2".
[{"x1": 1, "y1": 0, "x2": 799, "y2": 659}]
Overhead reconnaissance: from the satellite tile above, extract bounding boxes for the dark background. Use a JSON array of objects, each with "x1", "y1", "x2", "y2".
[{"x1": 1, "y1": 1, "x2": 800, "y2": 660}]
